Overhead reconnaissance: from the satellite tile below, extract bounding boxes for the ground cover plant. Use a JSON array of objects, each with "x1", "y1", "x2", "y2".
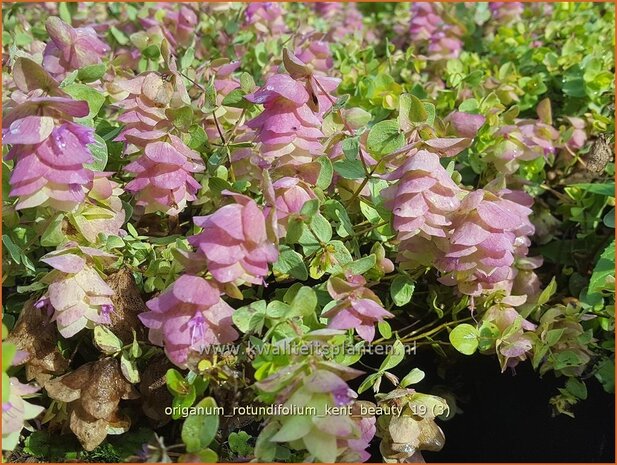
[{"x1": 1, "y1": 2, "x2": 615, "y2": 462}]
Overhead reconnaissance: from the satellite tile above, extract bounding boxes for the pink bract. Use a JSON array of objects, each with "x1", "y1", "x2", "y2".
[
  {"x1": 189, "y1": 193, "x2": 279, "y2": 286},
  {"x1": 139, "y1": 275, "x2": 238, "y2": 367}
]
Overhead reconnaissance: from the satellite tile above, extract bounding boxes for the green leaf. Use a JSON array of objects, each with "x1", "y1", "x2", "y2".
[
  {"x1": 182, "y1": 397, "x2": 220, "y2": 453},
  {"x1": 594, "y1": 358, "x2": 615, "y2": 393},
  {"x1": 565, "y1": 378, "x2": 588, "y2": 400},
  {"x1": 86, "y1": 134, "x2": 108, "y2": 171},
  {"x1": 342, "y1": 136, "x2": 360, "y2": 160},
  {"x1": 222, "y1": 89, "x2": 251, "y2": 109},
  {"x1": 285, "y1": 217, "x2": 305, "y2": 244},
  {"x1": 93, "y1": 326, "x2": 123, "y2": 355},
  {"x1": 366, "y1": 120, "x2": 405, "y2": 158},
  {"x1": 310, "y1": 213, "x2": 332, "y2": 243},
  {"x1": 378, "y1": 320, "x2": 392, "y2": 339},
  {"x1": 390, "y1": 275, "x2": 415, "y2": 307},
  {"x1": 142, "y1": 44, "x2": 161, "y2": 59},
  {"x1": 41, "y1": 214, "x2": 66, "y2": 247},
  {"x1": 358, "y1": 372, "x2": 382, "y2": 394},
  {"x1": 273, "y1": 246, "x2": 308, "y2": 281},
  {"x1": 166, "y1": 106, "x2": 194, "y2": 131},
  {"x1": 289, "y1": 286, "x2": 317, "y2": 318},
  {"x1": 166, "y1": 368, "x2": 190, "y2": 395},
  {"x1": 3, "y1": 235, "x2": 22, "y2": 264},
  {"x1": 333, "y1": 158, "x2": 365, "y2": 180},
  {"x1": 110, "y1": 26, "x2": 129, "y2": 45},
  {"x1": 588, "y1": 240, "x2": 615, "y2": 294},
  {"x1": 572, "y1": 182, "x2": 615, "y2": 197},
  {"x1": 553, "y1": 350, "x2": 584, "y2": 370},
  {"x1": 537, "y1": 277, "x2": 557, "y2": 306},
  {"x1": 181, "y1": 44, "x2": 195, "y2": 70},
  {"x1": 77, "y1": 63, "x2": 106, "y2": 83},
  {"x1": 323, "y1": 200, "x2": 354, "y2": 238},
  {"x1": 188, "y1": 124, "x2": 208, "y2": 150},
  {"x1": 399, "y1": 93, "x2": 427, "y2": 131},
  {"x1": 449, "y1": 324, "x2": 479, "y2": 355},
  {"x1": 240, "y1": 72, "x2": 255, "y2": 93},
  {"x1": 120, "y1": 352, "x2": 140, "y2": 384},
  {"x1": 63, "y1": 83, "x2": 105, "y2": 119},
  {"x1": 326, "y1": 240, "x2": 353, "y2": 273},
  {"x1": 344, "y1": 255, "x2": 377, "y2": 276},
  {"x1": 400, "y1": 368, "x2": 425, "y2": 388},
  {"x1": 300, "y1": 198, "x2": 320, "y2": 218},
  {"x1": 379, "y1": 340, "x2": 405, "y2": 371},
  {"x1": 316, "y1": 156, "x2": 333, "y2": 190},
  {"x1": 545, "y1": 328, "x2": 565, "y2": 346}
]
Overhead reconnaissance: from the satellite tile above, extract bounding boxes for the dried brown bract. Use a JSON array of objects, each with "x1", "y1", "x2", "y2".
[
  {"x1": 376, "y1": 389, "x2": 447, "y2": 463},
  {"x1": 6, "y1": 299, "x2": 69, "y2": 386},
  {"x1": 106, "y1": 267, "x2": 148, "y2": 344},
  {"x1": 45, "y1": 358, "x2": 139, "y2": 451},
  {"x1": 139, "y1": 354, "x2": 174, "y2": 427}
]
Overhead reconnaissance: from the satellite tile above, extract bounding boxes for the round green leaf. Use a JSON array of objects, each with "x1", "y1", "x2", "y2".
[
  {"x1": 181, "y1": 397, "x2": 220, "y2": 453},
  {"x1": 449, "y1": 323, "x2": 479, "y2": 355},
  {"x1": 367, "y1": 120, "x2": 405, "y2": 158}
]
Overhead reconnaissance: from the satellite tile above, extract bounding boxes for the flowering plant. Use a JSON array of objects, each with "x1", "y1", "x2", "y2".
[{"x1": 2, "y1": 2, "x2": 614, "y2": 463}]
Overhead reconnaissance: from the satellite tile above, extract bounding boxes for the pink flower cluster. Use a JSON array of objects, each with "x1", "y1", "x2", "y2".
[
  {"x1": 437, "y1": 188, "x2": 537, "y2": 297},
  {"x1": 2, "y1": 378, "x2": 44, "y2": 450},
  {"x1": 3, "y1": 96, "x2": 95, "y2": 212},
  {"x1": 489, "y1": 2, "x2": 525, "y2": 23},
  {"x1": 245, "y1": 74, "x2": 325, "y2": 182},
  {"x1": 189, "y1": 193, "x2": 278, "y2": 286},
  {"x1": 386, "y1": 151, "x2": 540, "y2": 301},
  {"x1": 410, "y1": 3, "x2": 463, "y2": 60},
  {"x1": 38, "y1": 246, "x2": 116, "y2": 338},
  {"x1": 42, "y1": 16, "x2": 109, "y2": 80},
  {"x1": 115, "y1": 73, "x2": 204, "y2": 215},
  {"x1": 489, "y1": 118, "x2": 560, "y2": 174},
  {"x1": 482, "y1": 305, "x2": 536, "y2": 371},
  {"x1": 323, "y1": 275, "x2": 393, "y2": 342},
  {"x1": 244, "y1": 2, "x2": 287, "y2": 36},
  {"x1": 272, "y1": 177, "x2": 316, "y2": 237},
  {"x1": 139, "y1": 275, "x2": 238, "y2": 367},
  {"x1": 383, "y1": 150, "x2": 462, "y2": 268},
  {"x1": 295, "y1": 39, "x2": 334, "y2": 76},
  {"x1": 257, "y1": 362, "x2": 375, "y2": 462},
  {"x1": 313, "y1": 3, "x2": 367, "y2": 41},
  {"x1": 140, "y1": 4, "x2": 197, "y2": 50}
]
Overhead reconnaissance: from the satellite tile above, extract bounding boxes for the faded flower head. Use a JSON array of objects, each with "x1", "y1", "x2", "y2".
[
  {"x1": 482, "y1": 305, "x2": 536, "y2": 371},
  {"x1": 244, "y1": 2, "x2": 287, "y2": 36},
  {"x1": 189, "y1": 193, "x2": 278, "y2": 286},
  {"x1": 140, "y1": 4, "x2": 197, "y2": 50},
  {"x1": 139, "y1": 275, "x2": 238, "y2": 367}
]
